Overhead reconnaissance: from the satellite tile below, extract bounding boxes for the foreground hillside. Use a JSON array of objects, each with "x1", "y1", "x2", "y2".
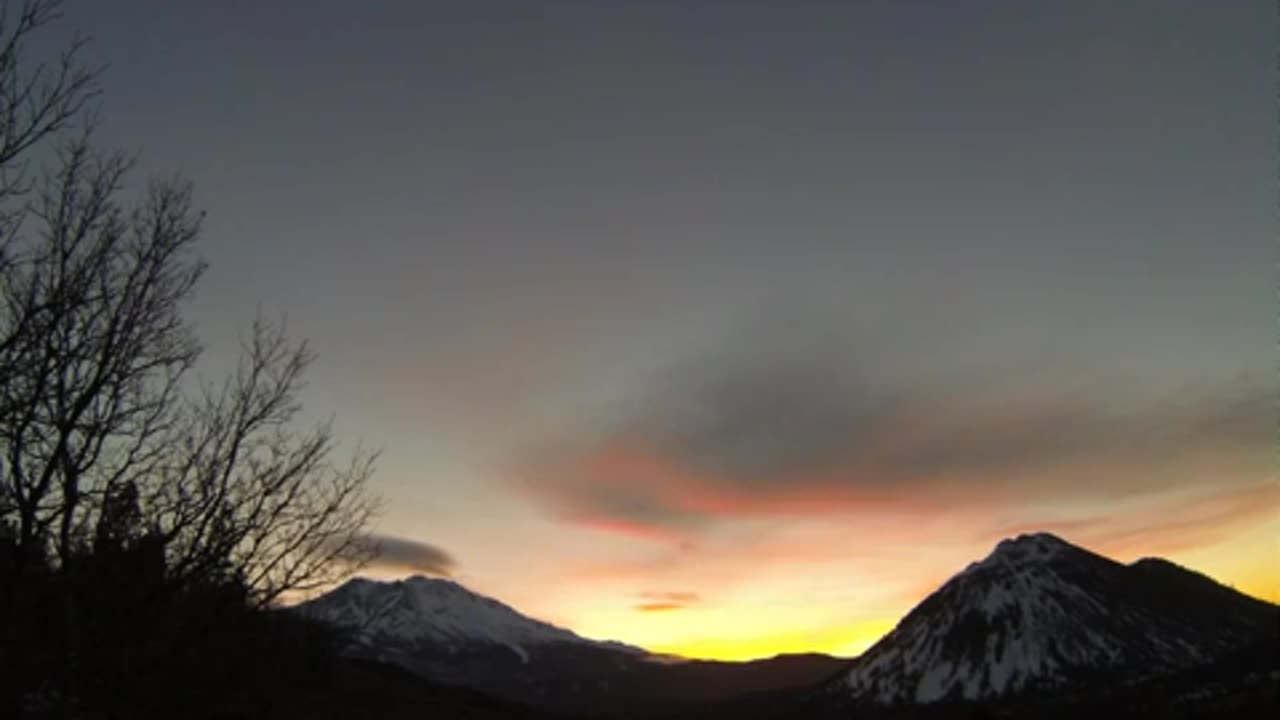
[{"x1": 282, "y1": 657, "x2": 566, "y2": 720}]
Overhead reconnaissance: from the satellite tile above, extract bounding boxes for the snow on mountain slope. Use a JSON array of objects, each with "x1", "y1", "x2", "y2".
[
  {"x1": 296, "y1": 576, "x2": 644, "y2": 663},
  {"x1": 839, "y1": 532, "x2": 1276, "y2": 705}
]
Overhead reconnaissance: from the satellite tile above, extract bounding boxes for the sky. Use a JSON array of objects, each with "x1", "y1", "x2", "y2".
[{"x1": 60, "y1": 0, "x2": 1277, "y2": 660}]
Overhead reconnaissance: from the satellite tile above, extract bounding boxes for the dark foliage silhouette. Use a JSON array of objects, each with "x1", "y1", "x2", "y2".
[{"x1": 0, "y1": 2, "x2": 377, "y2": 716}]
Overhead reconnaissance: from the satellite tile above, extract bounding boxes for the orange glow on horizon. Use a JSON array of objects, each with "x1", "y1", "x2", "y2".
[{"x1": 549, "y1": 511, "x2": 1280, "y2": 663}]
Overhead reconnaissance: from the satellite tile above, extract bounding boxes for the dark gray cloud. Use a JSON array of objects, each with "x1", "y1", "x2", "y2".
[
  {"x1": 636, "y1": 354, "x2": 902, "y2": 484},
  {"x1": 520, "y1": 323, "x2": 1271, "y2": 536},
  {"x1": 653, "y1": 346, "x2": 1268, "y2": 490},
  {"x1": 611, "y1": 303, "x2": 920, "y2": 484},
  {"x1": 364, "y1": 534, "x2": 456, "y2": 576}
]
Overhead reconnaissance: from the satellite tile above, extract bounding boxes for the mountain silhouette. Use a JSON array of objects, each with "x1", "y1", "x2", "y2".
[
  {"x1": 295, "y1": 532, "x2": 1277, "y2": 717},
  {"x1": 835, "y1": 532, "x2": 1275, "y2": 706}
]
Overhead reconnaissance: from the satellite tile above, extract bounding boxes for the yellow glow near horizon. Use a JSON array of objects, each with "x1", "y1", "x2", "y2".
[
  {"x1": 554, "y1": 513, "x2": 1280, "y2": 662},
  {"x1": 1161, "y1": 516, "x2": 1280, "y2": 605},
  {"x1": 321, "y1": 499, "x2": 1280, "y2": 665},
  {"x1": 653, "y1": 617, "x2": 900, "y2": 661},
  {"x1": 571, "y1": 601, "x2": 901, "y2": 661}
]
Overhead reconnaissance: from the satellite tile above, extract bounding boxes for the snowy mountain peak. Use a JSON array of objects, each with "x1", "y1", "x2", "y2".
[
  {"x1": 839, "y1": 533, "x2": 1275, "y2": 706},
  {"x1": 985, "y1": 531, "x2": 1072, "y2": 564},
  {"x1": 296, "y1": 575, "x2": 645, "y2": 664},
  {"x1": 996, "y1": 531, "x2": 1070, "y2": 553},
  {"x1": 953, "y1": 532, "x2": 1080, "y2": 579}
]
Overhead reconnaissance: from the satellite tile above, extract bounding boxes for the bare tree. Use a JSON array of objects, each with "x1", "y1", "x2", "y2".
[
  {"x1": 155, "y1": 318, "x2": 378, "y2": 606},
  {"x1": 1, "y1": 0, "x2": 98, "y2": 424},
  {"x1": 0, "y1": 2, "x2": 378, "y2": 715},
  {"x1": 0, "y1": 0, "x2": 376, "y2": 605},
  {"x1": 0, "y1": 0, "x2": 97, "y2": 205},
  {"x1": 1, "y1": 139, "x2": 202, "y2": 569}
]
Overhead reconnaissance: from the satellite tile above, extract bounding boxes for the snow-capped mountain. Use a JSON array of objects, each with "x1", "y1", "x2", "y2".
[
  {"x1": 294, "y1": 575, "x2": 848, "y2": 715},
  {"x1": 837, "y1": 532, "x2": 1276, "y2": 706},
  {"x1": 296, "y1": 575, "x2": 642, "y2": 663},
  {"x1": 295, "y1": 576, "x2": 660, "y2": 713}
]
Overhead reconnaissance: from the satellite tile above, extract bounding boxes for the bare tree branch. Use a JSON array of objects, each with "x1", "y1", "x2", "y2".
[{"x1": 0, "y1": 0, "x2": 377, "y2": 606}]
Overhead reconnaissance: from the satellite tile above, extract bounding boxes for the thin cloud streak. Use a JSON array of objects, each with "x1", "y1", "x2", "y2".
[
  {"x1": 634, "y1": 590, "x2": 701, "y2": 611},
  {"x1": 995, "y1": 481, "x2": 1280, "y2": 561},
  {"x1": 635, "y1": 603, "x2": 689, "y2": 613}
]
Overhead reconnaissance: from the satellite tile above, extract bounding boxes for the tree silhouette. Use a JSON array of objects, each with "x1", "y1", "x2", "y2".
[
  {"x1": 0, "y1": 2, "x2": 378, "y2": 716},
  {"x1": 0, "y1": 0, "x2": 375, "y2": 609}
]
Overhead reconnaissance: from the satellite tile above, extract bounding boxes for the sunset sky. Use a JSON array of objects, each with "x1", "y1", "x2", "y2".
[{"x1": 69, "y1": 0, "x2": 1275, "y2": 659}]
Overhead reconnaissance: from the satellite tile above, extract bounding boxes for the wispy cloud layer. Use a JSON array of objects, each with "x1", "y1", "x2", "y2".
[{"x1": 514, "y1": 322, "x2": 1271, "y2": 544}]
